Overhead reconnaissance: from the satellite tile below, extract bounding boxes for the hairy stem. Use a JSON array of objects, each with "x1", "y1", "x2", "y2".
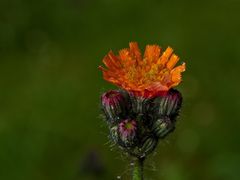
[{"x1": 132, "y1": 157, "x2": 145, "y2": 180}]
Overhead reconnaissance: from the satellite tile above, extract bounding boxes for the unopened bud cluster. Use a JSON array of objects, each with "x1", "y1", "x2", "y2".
[{"x1": 101, "y1": 89, "x2": 182, "y2": 158}]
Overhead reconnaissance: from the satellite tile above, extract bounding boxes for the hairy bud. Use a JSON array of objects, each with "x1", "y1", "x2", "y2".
[
  {"x1": 129, "y1": 93, "x2": 152, "y2": 115},
  {"x1": 140, "y1": 136, "x2": 158, "y2": 155},
  {"x1": 153, "y1": 89, "x2": 182, "y2": 119},
  {"x1": 101, "y1": 90, "x2": 129, "y2": 123},
  {"x1": 152, "y1": 117, "x2": 175, "y2": 138},
  {"x1": 118, "y1": 119, "x2": 137, "y2": 147}
]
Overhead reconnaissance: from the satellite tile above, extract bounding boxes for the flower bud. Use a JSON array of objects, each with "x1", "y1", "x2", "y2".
[
  {"x1": 140, "y1": 136, "x2": 158, "y2": 156},
  {"x1": 129, "y1": 93, "x2": 152, "y2": 115},
  {"x1": 153, "y1": 89, "x2": 182, "y2": 118},
  {"x1": 101, "y1": 90, "x2": 129, "y2": 123},
  {"x1": 118, "y1": 119, "x2": 137, "y2": 147},
  {"x1": 152, "y1": 117, "x2": 175, "y2": 138}
]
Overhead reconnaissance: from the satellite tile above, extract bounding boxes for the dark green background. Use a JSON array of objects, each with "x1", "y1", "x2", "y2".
[{"x1": 0, "y1": 0, "x2": 239, "y2": 179}]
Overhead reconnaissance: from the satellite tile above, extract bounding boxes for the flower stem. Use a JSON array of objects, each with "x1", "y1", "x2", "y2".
[{"x1": 132, "y1": 157, "x2": 145, "y2": 180}]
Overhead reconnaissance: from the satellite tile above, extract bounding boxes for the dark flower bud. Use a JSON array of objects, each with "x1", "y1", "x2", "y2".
[
  {"x1": 101, "y1": 90, "x2": 129, "y2": 123},
  {"x1": 153, "y1": 89, "x2": 182, "y2": 119},
  {"x1": 140, "y1": 136, "x2": 158, "y2": 156},
  {"x1": 118, "y1": 119, "x2": 137, "y2": 147},
  {"x1": 152, "y1": 117, "x2": 175, "y2": 138},
  {"x1": 129, "y1": 93, "x2": 153, "y2": 115}
]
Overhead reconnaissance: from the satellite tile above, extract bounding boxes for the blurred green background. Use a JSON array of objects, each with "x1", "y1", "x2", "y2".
[{"x1": 0, "y1": 0, "x2": 240, "y2": 179}]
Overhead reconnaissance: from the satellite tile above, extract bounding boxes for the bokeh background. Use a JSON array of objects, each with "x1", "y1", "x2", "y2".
[{"x1": 0, "y1": 0, "x2": 240, "y2": 179}]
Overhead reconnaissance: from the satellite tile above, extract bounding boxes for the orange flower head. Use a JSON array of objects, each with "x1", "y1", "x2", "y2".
[{"x1": 99, "y1": 42, "x2": 186, "y2": 98}]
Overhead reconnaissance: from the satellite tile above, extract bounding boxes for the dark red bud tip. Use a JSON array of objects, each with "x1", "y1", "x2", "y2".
[
  {"x1": 101, "y1": 90, "x2": 128, "y2": 123},
  {"x1": 154, "y1": 88, "x2": 182, "y2": 118},
  {"x1": 166, "y1": 89, "x2": 182, "y2": 117},
  {"x1": 118, "y1": 119, "x2": 137, "y2": 147},
  {"x1": 101, "y1": 90, "x2": 123, "y2": 106}
]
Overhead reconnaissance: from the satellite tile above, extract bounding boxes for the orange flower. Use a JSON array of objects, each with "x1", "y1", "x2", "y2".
[{"x1": 99, "y1": 42, "x2": 186, "y2": 98}]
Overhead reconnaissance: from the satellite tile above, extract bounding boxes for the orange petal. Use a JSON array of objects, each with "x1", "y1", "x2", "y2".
[
  {"x1": 167, "y1": 54, "x2": 179, "y2": 69},
  {"x1": 171, "y1": 63, "x2": 186, "y2": 82},
  {"x1": 102, "y1": 55, "x2": 112, "y2": 69},
  {"x1": 158, "y1": 47, "x2": 173, "y2": 65},
  {"x1": 119, "y1": 49, "x2": 130, "y2": 61},
  {"x1": 108, "y1": 51, "x2": 122, "y2": 69},
  {"x1": 129, "y1": 42, "x2": 142, "y2": 63},
  {"x1": 98, "y1": 66, "x2": 107, "y2": 71},
  {"x1": 172, "y1": 62, "x2": 186, "y2": 73},
  {"x1": 103, "y1": 54, "x2": 118, "y2": 71},
  {"x1": 144, "y1": 45, "x2": 161, "y2": 63}
]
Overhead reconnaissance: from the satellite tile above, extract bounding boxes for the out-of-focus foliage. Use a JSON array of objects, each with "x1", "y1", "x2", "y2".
[{"x1": 0, "y1": 0, "x2": 240, "y2": 179}]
